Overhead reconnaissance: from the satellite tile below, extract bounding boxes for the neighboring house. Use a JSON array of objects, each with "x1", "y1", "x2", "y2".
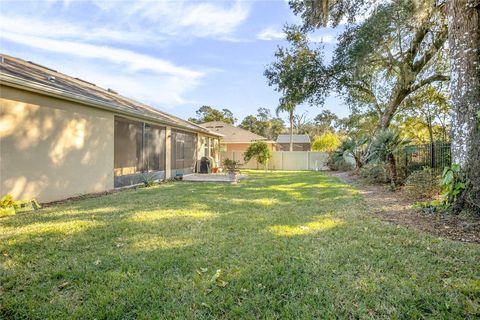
[
  {"x1": 276, "y1": 134, "x2": 311, "y2": 151},
  {"x1": 0, "y1": 54, "x2": 221, "y2": 203},
  {"x1": 198, "y1": 121, "x2": 276, "y2": 162}
]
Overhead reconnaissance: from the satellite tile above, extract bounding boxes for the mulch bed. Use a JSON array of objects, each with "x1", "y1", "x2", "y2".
[{"x1": 329, "y1": 171, "x2": 480, "y2": 243}]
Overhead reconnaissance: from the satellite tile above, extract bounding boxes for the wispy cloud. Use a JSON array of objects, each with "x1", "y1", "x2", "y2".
[
  {"x1": 257, "y1": 26, "x2": 338, "y2": 44},
  {"x1": 1, "y1": 31, "x2": 203, "y2": 78},
  {"x1": 0, "y1": 14, "x2": 161, "y2": 45},
  {"x1": 0, "y1": 0, "x2": 252, "y2": 108},
  {"x1": 308, "y1": 34, "x2": 337, "y2": 44},
  {"x1": 0, "y1": 30, "x2": 206, "y2": 107},
  {"x1": 95, "y1": 0, "x2": 251, "y2": 39},
  {"x1": 257, "y1": 27, "x2": 285, "y2": 41}
]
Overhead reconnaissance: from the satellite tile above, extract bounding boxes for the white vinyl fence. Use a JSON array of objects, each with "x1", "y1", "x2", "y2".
[{"x1": 224, "y1": 151, "x2": 329, "y2": 171}]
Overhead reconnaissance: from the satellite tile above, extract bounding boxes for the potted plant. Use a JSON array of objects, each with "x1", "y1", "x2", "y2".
[{"x1": 222, "y1": 159, "x2": 241, "y2": 183}]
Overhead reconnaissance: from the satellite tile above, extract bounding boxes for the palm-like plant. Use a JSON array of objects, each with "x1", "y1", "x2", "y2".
[
  {"x1": 369, "y1": 129, "x2": 415, "y2": 190},
  {"x1": 333, "y1": 137, "x2": 368, "y2": 169},
  {"x1": 276, "y1": 101, "x2": 297, "y2": 151}
]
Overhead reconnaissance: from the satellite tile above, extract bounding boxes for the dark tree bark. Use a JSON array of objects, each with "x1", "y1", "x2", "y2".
[
  {"x1": 354, "y1": 155, "x2": 363, "y2": 169},
  {"x1": 387, "y1": 153, "x2": 398, "y2": 190},
  {"x1": 447, "y1": 0, "x2": 480, "y2": 213}
]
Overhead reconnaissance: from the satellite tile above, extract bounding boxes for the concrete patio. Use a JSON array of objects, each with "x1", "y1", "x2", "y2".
[{"x1": 182, "y1": 173, "x2": 247, "y2": 183}]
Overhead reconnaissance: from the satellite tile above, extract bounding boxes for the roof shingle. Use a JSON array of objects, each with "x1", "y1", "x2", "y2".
[
  {"x1": 0, "y1": 54, "x2": 219, "y2": 135},
  {"x1": 199, "y1": 121, "x2": 271, "y2": 143}
]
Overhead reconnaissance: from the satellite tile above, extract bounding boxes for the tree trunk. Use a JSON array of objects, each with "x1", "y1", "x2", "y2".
[
  {"x1": 289, "y1": 112, "x2": 294, "y2": 152},
  {"x1": 387, "y1": 153, "x2": 398, "y2": 191},
  {"x1": 354, "y1": 154, "x2": 363, "y2": 169},
  {"x1": 447, "y1": 0, "x2": 480, "y2": 213}
]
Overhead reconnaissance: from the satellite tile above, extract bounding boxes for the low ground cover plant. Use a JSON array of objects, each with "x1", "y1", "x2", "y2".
[
  {"x1": 358, "y1": 163, "x2": 390, "y2": 184},
  {"x1": 404, "y1": 168, "x2": 440, "y2": 199}
]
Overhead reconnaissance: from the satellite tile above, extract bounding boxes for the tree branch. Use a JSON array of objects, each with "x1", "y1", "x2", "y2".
[
  {"x1": 412, "y1": 25, "x2": 448, "y2": 72},
  {"x1": 409, "y1": 74, "x2": 450, "y2": 93}
]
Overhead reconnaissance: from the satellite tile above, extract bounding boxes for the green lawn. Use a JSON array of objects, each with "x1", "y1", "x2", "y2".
[{"x1": 1, "y1": 171, "x2": 479, "y2": 319}]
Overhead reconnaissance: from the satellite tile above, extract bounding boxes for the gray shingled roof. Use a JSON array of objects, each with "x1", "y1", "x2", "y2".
[
  {"x1": 0, "y1": 54, "x2": 220, "y2": 135},
  {"x1": 199, "y1": 121, "x2": 272, "y2": 143},
  {"x1": 276, "y1": 134, "x2": 311, "y2": 143}
]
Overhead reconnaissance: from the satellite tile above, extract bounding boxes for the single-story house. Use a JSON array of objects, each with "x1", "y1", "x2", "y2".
[
  {"x1": 198, "y1": 121, "x2": 276, "y2": 163},
  {"x1": 276, "y1": 134, "x2": 311, "y2": 151},
  {"x1": 0, "y1": 54, "x2": 222, "y2": 203}
]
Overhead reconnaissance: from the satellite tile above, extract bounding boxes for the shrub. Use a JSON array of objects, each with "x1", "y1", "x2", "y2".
[
  {"x1": 327, "y1": 153, "x2": 354, "y2": 171},
  {"x1": 222, "y1": 159, "x2": 241, "y2": 174},
  {"x1": 141, "y1": 172, "x2": 157, "y2": 187},
  {"x1": 441, "y1": 164, "x2": 465, "y2": 207},
  {"x1": 358, "y1": 163, "x2": 390, "y2": 184},
  {"x1": 368, "y1": 129, "x2": 414, "y2": 190},
  {"x1": 243, "y1": 141, "x2": 271, "y2": 169},
  {"x1": 404, "y1": 168, "x2": 440, "y2": 199}
]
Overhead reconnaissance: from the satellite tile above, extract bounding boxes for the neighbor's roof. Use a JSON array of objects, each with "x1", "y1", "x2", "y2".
[
  {"x1": 199, "y1": 121, "x2": 273, "y2": 143},
  {"x1": 0, "y1": 54, "x2": 221, "y2": 136},
  {"x1": 276, "y1": 134, "x2": 311, "y2": 144}
]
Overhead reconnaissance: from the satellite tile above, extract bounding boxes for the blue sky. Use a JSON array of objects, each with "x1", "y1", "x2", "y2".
[{"x1": 0, "y1": 0, "x2": 349, "y2": 124}]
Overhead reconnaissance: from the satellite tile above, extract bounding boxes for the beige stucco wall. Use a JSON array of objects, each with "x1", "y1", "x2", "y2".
[{"x1": 0, "y1": 85, "x2": 114, "y2": 203}]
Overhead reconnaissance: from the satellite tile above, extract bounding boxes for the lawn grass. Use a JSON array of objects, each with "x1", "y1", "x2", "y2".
[{"x1": 1, "y1": 171, "x2": 479, "y2": 319}]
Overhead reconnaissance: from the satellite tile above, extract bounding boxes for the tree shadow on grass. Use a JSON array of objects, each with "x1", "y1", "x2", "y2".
[{"x1": 2, "y1": 172, "x2": 477, "y2": 319}]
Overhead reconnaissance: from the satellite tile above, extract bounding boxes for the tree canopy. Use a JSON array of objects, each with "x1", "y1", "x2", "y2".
[
  {"x1": 189, "y1": 106, "x2": 236, "y2": 124},
  {"x1": 312, "y1": 132, "x2": 341, "y2": 152},
  {"x1": 239, "y1": 108, "x2": 285, "y2": 140}
]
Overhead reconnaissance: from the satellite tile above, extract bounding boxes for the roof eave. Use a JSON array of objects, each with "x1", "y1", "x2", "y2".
[{"x1": 0, "y1": 73, "x2": 222, "y2": 136}]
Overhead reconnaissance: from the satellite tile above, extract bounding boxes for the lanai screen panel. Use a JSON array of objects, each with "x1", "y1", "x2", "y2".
[
  {"x1": 114, "y1": 117, "x2": 166, "y2": 178},
  {"x1": 171, "y1": 130, "x2": 197, "y2": 173},
  {"x1": 114, "y1": 117, "x2": 143, "y2": 176},
  {"x1": 145, "y1": 124, "x2": 166, "y2": 172}
]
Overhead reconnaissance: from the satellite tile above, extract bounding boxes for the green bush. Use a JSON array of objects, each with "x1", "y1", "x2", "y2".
[
  {"x1": 141, "y1": 172, "x2": 157, "y2": 187},
  {"x1": 404, "y1": 168, "x2": 440, "y2": 199},
  {"x1": 358, "y1": 163, "x2": 390, "y2": 184},
  {"x1": 222, "y1": 159, "x2": 241, "y2": 174},
  {"x1": 327, "y1": 153, "x2": 354, "y2": 171},
  {"x1": 441, "y1": 164, "x2": 465, "y2": 207},
  {"x1": 243, "y1": 141, "x2": 271, "y2": 169}
]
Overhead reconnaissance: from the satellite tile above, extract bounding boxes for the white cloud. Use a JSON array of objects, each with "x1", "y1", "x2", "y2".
[
  {"x1": 0, "y1": 0, "x2": 251, "y2": 108},
  {"x1": 1, "y1": 31, "x2": 202, "y2": 78},
  {"x1": 1, "y1": 31, "x2": 206, "y2": 107},
  {"x1": 308, "y1": 34, "x2": 337, "y2": 44},
  {"x1": 72, "y1": 67, "x2": 197, "y2": 107},
  {"x1": 257, "y1": 27, "x2": 285, "y2": 41},
  {"x1": 257, "y1": 27, "x2": 337, "y2": 44},
  {"x1": 0, "y1": 14, "x2": 159, "y2": 45},
  {"x1": 98, "y1": 0, "x2": 251, "y2": 39}
]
